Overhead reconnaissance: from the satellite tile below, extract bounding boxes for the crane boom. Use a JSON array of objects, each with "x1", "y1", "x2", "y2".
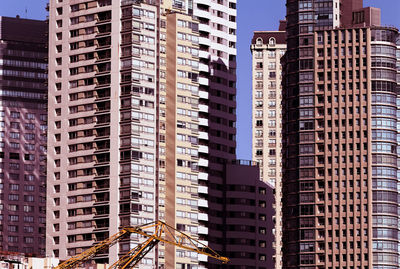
[
  {"x1": 54, "y1": 229, "x2": 130, "y2": 269},
  {"x1": 54, "y1": 220, "x2": 229, "y2": 269}
]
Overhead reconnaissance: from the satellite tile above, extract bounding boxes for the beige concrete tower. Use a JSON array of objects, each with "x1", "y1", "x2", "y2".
[
  {"x1": 158, "y1": 2, "x2": 203, "y2": 267},
  {"x1": 47, "y1": 0, "x2": 237, "y2": 268},
  {"x1": 47, "y1": 0, "x2": 159, "y2": 266},
  {"x1": 251, "y1": 31, "x2": 286, "y2": 269},
  {"x1": 47, "y1": 0, "x2": 204, "y2": 268}
]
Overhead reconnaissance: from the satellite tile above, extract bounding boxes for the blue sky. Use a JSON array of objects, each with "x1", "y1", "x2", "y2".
[
  {"x1": 236, "y1": 0, "x2": 400, "y2": 160},
  {"x1": 1, "y1": 0, "x2": 399, "y2": 160}
]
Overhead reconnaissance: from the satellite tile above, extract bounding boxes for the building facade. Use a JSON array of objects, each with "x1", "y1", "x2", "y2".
[
  {"x1": 46, "y1": 0, "x2": 236, "y2": 268},
  {"x1": 251, "y1": 30, "x2": 286, "y2": 269},
  {"x1": 192, "y1": 0, "x2": 238, "y2": 267},
  {"x1": 47, "y1": 0, "x2": 160, "y2": 265},
  {"x1": 221, "y1": 161, "x2": 275, "y2": 269},
  {"x1": 282, "y1": 0, "x2": 400, "y2": 268},
  {"x1": 0, "y1": 16, "x2": 47, "y2": 257}
]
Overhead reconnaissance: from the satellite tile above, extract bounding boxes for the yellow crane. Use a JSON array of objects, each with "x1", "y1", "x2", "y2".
[{"x1": 55, "y1": 220, "x2": 229, "y2": 269}]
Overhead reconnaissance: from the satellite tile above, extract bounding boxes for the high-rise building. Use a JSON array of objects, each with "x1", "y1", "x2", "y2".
[
  {"x1": 46, "y1": 0, "x2": 236, "y2": 268},
  {"x1": 282, "y1": 0, "x2": 400, "y2": 268},
  {"x1": 251, "y1": 29, "x2": 286, "y2": 269},
  {"x1": 158, "y1": 3, "x2": 203, "y2": 267},
  {"x1": 0, "y1": 16, "x2": 47, "y2": 256},
  {"x1": 192, "y1": 0, "x2": 238, "y2": 267}
]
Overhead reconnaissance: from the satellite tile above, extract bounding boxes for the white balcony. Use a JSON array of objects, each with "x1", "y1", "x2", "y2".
[
  {"x1": 199, "y1": 118, "x2": 208, "y2": 126},
  {"x1": 198, "y1": 50, "x2": 209, "y2": 59},
  {"x1": 199, "y1": 104, "x2": 208, "y2": 113},
  {"x1": 198, "y1": 254, "x2": 208, "y2": 262},
  {"x1": 199, "y1": 36, "x2": 211, "y2": 47},
  {"x1": 198, "y1": 199, "x2": 208, "y2": 208},
  {"x1": 199, "y1": 90, "x2": 208, "y2": 99},
  {"x1": 194, "y1": 9, "x2": 210, "y2": 20},
  {"x1": 198, "y1": 225, "x2": 209, "y2": 234},
  {"x1": 198, "y1": 77, "x2": 209, "y2": 85},
  {"x1": 198, "y1": 145, "x2": 209, "y2": 154},
  {"x1": 198, "y1": 186, "x2": 208, "y2": 195},
  {"x1": 199, "y1": 131, "x2": 208, "y2": 140},
  {"x1": 198, "y1": 213, "x2": 208, "y2": 221},
  {"x1": 199, "y1": 63, "x2": 209, "y2": 72},
  {"x1": 199, "y1": 23, "x2": 210, "y2": 33},
  {"x1": 199, "y1": 158, "x2": 209, "y2": 167},
  {"x1": 198, "y1": 172, "x2": 208, "y2": 181}
]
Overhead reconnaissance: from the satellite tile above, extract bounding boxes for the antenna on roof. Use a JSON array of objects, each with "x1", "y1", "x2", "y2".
[{"x1": 25, "y1": 7, "x2": 27, "y2": 18}]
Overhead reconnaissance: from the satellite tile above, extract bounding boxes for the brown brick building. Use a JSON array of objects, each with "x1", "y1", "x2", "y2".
[{"x1": 282, "y1": 1, "x2": 400, "y2": 268}]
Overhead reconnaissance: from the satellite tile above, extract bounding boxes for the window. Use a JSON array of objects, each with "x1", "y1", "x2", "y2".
[
  {"x1": 10, "y1": 112, "x2": 20, "y2": 118},
  {"x1": 24, "y1": 185, "x2": 35, "y2": 192},
  {"x1": 269, "y1": 37, "x2": 276, "y2": 45},
  {"x1": 26, "y1": 113, "x2": 35, "y2": 120},
  {"x1": 23, "y1": 216, "x2": 34, "y2": 223},
  {"x1": 24, "y1": 205, "x2": 34, "y2": 212},
  {"x1": 8, "y1": 194, "x2": 19, "y2": 201},
  {"x1": 25, "y1": 133, "x2": 35, "y2": 140},
  {"x1": 10, "y1": 132, "x2": 20, "y2": 139},
  {"x1": 9, "y1": 184, "x2": 19, "y2": 191},
  {"x1": 300, "y1": 96, "x2": 314, "y2": 106},
  {"x1": 9, "y1": 163, "x2": 19, "y2": 170}
]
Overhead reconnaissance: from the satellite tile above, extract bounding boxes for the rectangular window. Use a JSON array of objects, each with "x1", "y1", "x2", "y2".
[
  {"x1": 26, "y1": 113, "x2": 35, "y2": 120},
  {"x1": 24, "y1": 133, "x2": 35, "y2": 140},
  {"x1": 10, "y1": 112, "x2": 20, "y2": 118}
]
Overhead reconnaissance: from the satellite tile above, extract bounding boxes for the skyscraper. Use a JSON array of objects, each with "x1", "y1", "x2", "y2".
[
  {"x1": 0, "y1": 16, "x2": 47, "y2": 256},
  {"x1": 251, "y1": 29, "x2": 286, "y2": 269},
  {"x1": 282, "y1": 0, "x2": 400, "y2": 268},
  {"x1": 46, "y1": 0, "x2": 236, "y2": 267}
]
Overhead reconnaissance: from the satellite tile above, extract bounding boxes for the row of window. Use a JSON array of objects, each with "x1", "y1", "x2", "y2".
[
  {"x1": 0, "y1": 173, "x2": 44, "y2": 181},
  {"x1": 7, "y1": 194, "x2": 43, "y2": 202},
  {"x1": 253, "y1": 49, "x2": 285, "y2": 59},
  {"x1": 2, "y1": 163, "x2": 44, "y2": 171},
  {"x1": 300, "y1": 253, "x2": 369, "y2": 265},
  {"x1": 1, "y1": 132, "x2": 38, "y2": 140},
  {"x1": 255, "y1": 71, "x2": 277, "y2": 79},
  {"x1": 0, "y1": 122, "x2": 46, "y2": 130},
  {"x1": 0, "y1": 59, "x2": 47, "y2": 70},
  {"x1": 6, "y1": 215, "x2": 45, "y2": 223},
  {"x1": 0, "y1": 184, "x2": 38, "y2": 191},
  {"x1": 0, "y1": 142, "x2": 45, "y2": 152},
  {"x1": 121, "y1": 7, "x2": 155, "y2": 19},
  {"x1": 1, "y1": 111, "x2": 46, "y2": 120},
  {"x1": 0, "y1": 69, "x2": 47, "y2": 79}
]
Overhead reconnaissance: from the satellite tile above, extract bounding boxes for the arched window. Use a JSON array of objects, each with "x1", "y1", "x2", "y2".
[
  {"x1": 256, "y1": 37, "x2": 263, "y2": 46},
  {"x1": 269, "y1": 37, "x2": 276, "y2": 46}
]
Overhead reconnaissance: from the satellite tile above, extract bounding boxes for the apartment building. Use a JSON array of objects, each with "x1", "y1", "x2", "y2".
[
  {"x1": 0, "y1": 16, "x2": 47, "y2": 256},
  {"x1": 159, "y1": 3, "x2": 203, "y2": 267},
  {"x1": 251, "y1": 29, "x2": 286, "y2": 269},
  {"x1": 193, "y1": 0, "x2": 238, "y2": 266},
  {"x1": 47, "y1": 0, "x2": 159, "y2": 265},
  {"x1": 281, "y1": 0, "x2": 400, "y2": 268},
  {"x1": 47, "y1": 0, "x2": 237, "y2": 268}
]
